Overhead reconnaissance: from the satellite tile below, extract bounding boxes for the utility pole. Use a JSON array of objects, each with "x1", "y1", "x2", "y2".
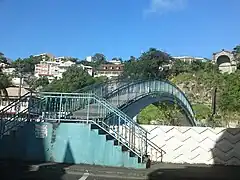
[
  {"x1": 17, "y1": 63, "x2": 23, "y2": 113},
  {"x1": 18, "y1": 71, "x2": 23, "y2": 99}
]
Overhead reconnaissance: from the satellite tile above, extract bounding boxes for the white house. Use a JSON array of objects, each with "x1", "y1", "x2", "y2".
[
  {"x1": 0, "y1": 87, "x2": 31, "y2": 114},
  {"x1": 79, "y1": 64, "x2": 93, "y2": 77},
  {"x1": 34, "y1": 59, "x2": 75, "y2": 82}
]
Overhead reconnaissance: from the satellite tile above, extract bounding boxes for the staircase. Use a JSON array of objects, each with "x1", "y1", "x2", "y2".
[
  {"x1": 0, "y1": 92, "x2": 43, "y2": 138},
  {"x1": 42, "y1": 93, "x2": 165, "y2": 165},
  {"x1": 0, "y1": 92, "x2": 165, "y2": 168}
]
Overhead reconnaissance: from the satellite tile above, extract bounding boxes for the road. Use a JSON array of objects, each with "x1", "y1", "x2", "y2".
[
  {"x1": 15, "y1": 171, "x2": 145, "y2": 180},
  {"x1": 1, "y1": 170, "x2": 146, "y2": 180},
  {"x1": 0, "y1": 161, "x2": 146, "y2": 180},
  {"x1": 1, "y1": 161, "x2": 240, "y2": 180}
]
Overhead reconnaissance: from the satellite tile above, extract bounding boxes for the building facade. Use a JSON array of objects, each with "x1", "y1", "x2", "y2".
[
  {"x1": 34, "y1": 60, "x2": 75, "y2": 82},
  {"x1": 0, "y1": 87, "x2": 31, "y2": 114},
  {"x1": 173, "y1": 56, "x2": 207, "y2": 63},
  {"x1": 34, "y1": 53, "x2": 94, "y2": 81},
  {"x1": 212, "y1": 49, "x2": 237, "y2": 73},
  {"x1": 94, "y1": 64, "x2": 124, "y2": 79}
]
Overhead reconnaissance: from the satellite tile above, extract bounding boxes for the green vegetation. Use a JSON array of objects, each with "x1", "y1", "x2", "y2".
[
  {"x1": 122, "y1": 48, "x2": 172, "y2": 79},
  {"x1": 0, "y1": 73, "x2": 11, "y2": 98},
  {"x1": 29, "y1": 76, "x2": 49, "y2": 90},
  {"x1": 11, "y1": 56, "x2": 42, "y2": 75},
  {"x1": 42, "y1": 66, "x2": 103, "y2": 92},
  {"x1": 0, "y1": 52, "x2": 8, "y2": 64},
  {"x1": 138, "y1": 102, "x2": 181, "y2": 125},
  {"x1": 0, "y1": 53, "x2": 12, "y2": 98},
  {"x1": 1, "y1": 45, "x2": 240, "y2": 126}
]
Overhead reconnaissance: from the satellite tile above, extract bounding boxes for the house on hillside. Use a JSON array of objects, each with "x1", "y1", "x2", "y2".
[
  {"x1": 94, "y1": 64, "x2": 124, "y2": 79},
  {"x1": 0, "y1": 87, "x2": 32, "y2": 114}
]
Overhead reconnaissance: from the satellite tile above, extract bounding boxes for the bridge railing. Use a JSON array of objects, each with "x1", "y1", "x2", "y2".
[
  {"x1": 0, "y1": 95, "x2": 44, "y2": 138},
  {"x1": 40, "y1": 92, "x2": 149, "y2": 161},
  {"x1": 104, "y1": 79, "x2": 196, "y2": 125}
]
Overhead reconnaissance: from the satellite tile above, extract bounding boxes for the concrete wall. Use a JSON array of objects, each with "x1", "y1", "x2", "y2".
[
  {"x1": 0, "y1": 122, "x2": 144, "y2": 168},
  {"x1": 142, "y1": 125, "x2": 240, "y2": 166}
]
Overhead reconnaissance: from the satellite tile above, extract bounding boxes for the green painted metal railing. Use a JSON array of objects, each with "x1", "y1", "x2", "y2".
[
  {"x1": 0, "y1": 90, "x2": 166, "y2": 162},
  {"x1": 40, "y1": 92, "x2": 149, "y2": 161},
  {"x1": 75, "y1": 78, "x2": 196, "y2": 125},
  {"x1": 0, "y1": 94, "x2": 44, "y2": 138},
  {"x1": 104, "y1": 80, "x2": 197, "y2": 125}
]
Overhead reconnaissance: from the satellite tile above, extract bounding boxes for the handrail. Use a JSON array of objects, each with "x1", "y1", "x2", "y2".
[
  {"x1": 99, "y1": 120, "x2": 143, "y2": 158},
  {"x1": 146, "y1": 138, "x2": 166, "y2": 162},
  {"x1": 2, "y1": 98, "x2": 43, "y2": 124},
  {"x1": 78, "y1": 77, "x2": 196, "y2": 120},
  {"x1": 40, "y1": 92, "x2": 147, "y2": 159},
  {"x1": 92, "y1": 94, "x2": 149, "y2": 134},
  {"x1": 93, "y1": 94, "x2": 165, "y2": 159},
  {"x1": 0, "y1": 98, "x2": 44, "y2": 136},
  {"x1": 116, "y1": 92, "x2": 196, "y2": 126},
  {"x1": 0, "y1": 92, "x2": 32, "y2": 113},
  {"x1": 74, "y1": 77, "x2": 129, "y2": 93},
  {"x1": 0, "y1": 95, "x2": 41, "y2": 116},
  {"x1": 146, "y1": 138, "x2": 166, "y2": 155},
  {"x1": 40, "y1": 92, "x2": 150, "y2": 133},
  {"x1": 1, "y1": 109, "x2": 29, "y2": 135},
  {"x1": 104, "y1": 79, "x2": 195, "y2": 120}
]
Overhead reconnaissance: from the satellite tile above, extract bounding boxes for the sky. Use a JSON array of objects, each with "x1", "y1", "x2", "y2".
[{"x1": 0, "y1": 0, "x2": 239, "y2": 60}]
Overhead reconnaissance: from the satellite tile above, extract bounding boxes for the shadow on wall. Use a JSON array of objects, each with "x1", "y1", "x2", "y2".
[
  {"x1": 0, "y1": 122, "x2": 75, "y2": 180},
  {"x1": 147, "y1": 128, "x2": 240, "y2": 180}
]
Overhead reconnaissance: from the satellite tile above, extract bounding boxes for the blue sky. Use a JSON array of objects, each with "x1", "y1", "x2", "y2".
[{"x1": 0, "y1": 0, "x2": 239, "y2": 60}]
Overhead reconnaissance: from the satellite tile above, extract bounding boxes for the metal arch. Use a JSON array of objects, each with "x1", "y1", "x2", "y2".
[
  {"x1": 73, "y1": 78, "x2": 130, "y2": 95},
  {"x1": 104, "y1": 79, "x2": 196, "y2": 125},
  {"x1": 74, "y1": 77, "x2": 160, "y2": 94},
  {"x1": 118, "y1": 92, "x2": 197, "y2": 126},
  {"x1": 75, "y1": 78, "x2": 196, "y2": 124}
]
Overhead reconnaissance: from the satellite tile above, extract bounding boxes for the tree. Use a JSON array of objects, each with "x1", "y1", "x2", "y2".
[
  {"x1": 68, "y1": 57, "x2": 78, "y2": 62},
  {"x1": 170, "y1": 59, "x2": 190, "y2": 76},
  {"x1": 29, "y1": 76, "x2": 49, "y2": 90},
  {"x1": 43, "y1": 66, "x2": 103, "y2": 92},
  {"x1": 192, "y1": 104, "x2": 212, "y2": 122},
  {"x1": 233, "y1": 45, "x2": 240, "y2": 69},
  {"x1": 129, "y1": 56, "x2": 137, "y2": 62},
  {"x1": 233, "y1": 45, "x2": 240, "y2": 54},
  {"x1": 170, "y1": 59, "x2": 218, "y2": 76},
  {"x1": 122, "y1": 48, "x2": 172, "y2": 79},
  {"x1": 0, "y1": 72, "x2": 11, "y2": 98},
  {"x1": 11, "y1": 56, "x2": 41, "y2": 75},
  {"x1": 138, "y1": 102, "x2": 182, "y2": 125},
  {"x1": 81, "y1": 53, "x2": 108, "y2": 68},
  {"x1": 0, "y1": 52, "x2": 8, "y2": 64},
  {"x1": 92, "y1": 53, "x2": 107, "y2": 64}
]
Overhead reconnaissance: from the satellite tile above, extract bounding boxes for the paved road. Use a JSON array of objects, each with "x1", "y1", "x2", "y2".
[
  {"x1": 1, "y1": 161, "x2": 240, "y2": 180},
  {"x1": 16, "y1": 171, "x2": 145, "y2": 180},
  {"x1": 0, "y1": 161, "x2": 146, "y2": 180},
  {"x1": 1, "y1": 170, "x2": 145, "y2": 180}
]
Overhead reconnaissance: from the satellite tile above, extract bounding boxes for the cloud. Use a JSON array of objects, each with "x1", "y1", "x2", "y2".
[{"x1": 145, "y1": 0, "x2": 187, "y2": 14}]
